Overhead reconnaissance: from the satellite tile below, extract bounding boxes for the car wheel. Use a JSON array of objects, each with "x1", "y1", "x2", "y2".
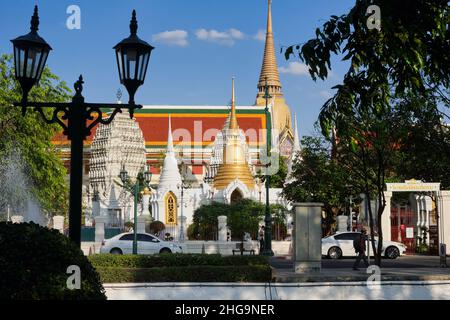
[
  {"x1": 110, "y1": 248, "x2": 123, "y2": 255},
  {"x1": 385, "y1": 246, "x2": 400, "y2": 259},
  {"x1": 327, "y1": 246, "x2": 342, "y2": 259},
  {"x1": 159, "y1": 248, "x2": 172, "y2": 254}
]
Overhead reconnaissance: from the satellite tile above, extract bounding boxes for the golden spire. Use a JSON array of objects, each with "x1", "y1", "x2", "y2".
[
  {"x1": 214, "y1": 78, "x2": 255, "y2": 191},
  {"x1": 229, "y1": 77, "x2": 239, "y2": 130},
  {"x1": 257, "y1": 0, "x2": 282, "y2": 94}
]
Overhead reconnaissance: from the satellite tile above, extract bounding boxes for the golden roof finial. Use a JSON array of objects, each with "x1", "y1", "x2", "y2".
[
  {"x1": 229, "y1": 77, "x2": 239, "y2": 130},
  {"x1": 257, "y1": 0, "x2": 281, "y2": 93}
]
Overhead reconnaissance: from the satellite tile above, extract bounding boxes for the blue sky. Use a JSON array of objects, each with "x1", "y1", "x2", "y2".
[{"x1": 0, "y1": 0, "x2": 355, "y2": 138}]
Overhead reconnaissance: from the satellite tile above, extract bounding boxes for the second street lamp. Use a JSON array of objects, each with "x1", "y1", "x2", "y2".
[
  {"x1": 9, "y1": 6, "x2": 153, "y2": 247},
  {"x1": 119, "y1": 164, "x2": 152, "y2": 255}
]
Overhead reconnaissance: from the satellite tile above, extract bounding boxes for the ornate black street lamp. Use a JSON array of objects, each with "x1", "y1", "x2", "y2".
[
  {"x1": 9, "y1": 6, "x2": 154, "y2": 247},
  {"x1": 262, "y1": 77, "x2": 274, "y2": 256},
  {"x1": 119, "y1": 164, "x2": 152, "y2": 254}
]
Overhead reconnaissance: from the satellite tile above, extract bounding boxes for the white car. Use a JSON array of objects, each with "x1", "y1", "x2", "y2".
[
  {"x1": 100, "y1": 232, "x2": 183, "y2": 255},
  {"x1": 322, "y1": 232, "x2": 406, "y2": 259}
]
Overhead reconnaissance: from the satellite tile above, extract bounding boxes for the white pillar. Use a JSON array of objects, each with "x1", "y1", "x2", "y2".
[
  {"x1": 92, "y1": 199, "x2": 101, "y2": 217},
  {"x1": 293, "y1": 203, "x2": 323, "y2": 273},
  {"x1": 439, "y1": 191, "x2": 450, "y2": 250},
  {"x1": 336, "y1": 215, "x2": 348, "y2": 232},
  {"x1": 95, "y1": 216, "x2": 107, "y2": 243},
  {"x1": 218, "y1": 215, "x2": 228, "y2": 242},
  {"x1": 382, "y1": 191, "x2": 392, "y2": 241},
  {"x1": 11, "y1": 215, "x2": 24, "y2": 224},
  {"x1": 142, "y1": 193, "x2": 151, "y2": 216},
  {"x1": 53, "y1": 215, "x2": 65, "y2": 234},
  {"x1": 137, "y1": 216, "x2": 146, "y2": 234}
]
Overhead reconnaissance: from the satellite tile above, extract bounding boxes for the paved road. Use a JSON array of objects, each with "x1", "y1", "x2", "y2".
[{"x1": 271, "y1": 255, "x2": 447, "y2": 269}]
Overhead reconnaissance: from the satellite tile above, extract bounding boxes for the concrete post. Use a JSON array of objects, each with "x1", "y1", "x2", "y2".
[
  {"x1": 53, "y1": 215, "x2": 65, "y2": 234},
  {"x1": 218, "y1": 215, "x2": 228, "y2": 242},
  {"x1": 337, "y1": 215, "x2": 348, "y2": 232},
  {"x1": 11, "y1": 215, "x2": 24, "y2": 224},
  {"x1": 95, "y1": 216, "x2": 107, "y2": 243},
  {"x1": 439, "y1": 191, "x2": 450, "y2": 252},
  {"x1": 381, "y1": 191, "x2": 392, "y2": 241},
  {"x1": 92, "y1": 199, "x2": 101, "y2": 217},
  {"x1": 142, "y1": 191, "x2": 151, "y2": 216},
  {"x1": 137, "y1": 216, "x2": 146, "y2": 234},
  {"x1": 293, "y1": 203, "x2": 323, "y2": 273}
]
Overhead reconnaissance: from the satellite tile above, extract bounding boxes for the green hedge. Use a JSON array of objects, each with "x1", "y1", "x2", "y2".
[
  {"x1": 0, "y1": 222, "x2": 106, "y2": 300},
  {"x1": 89, "y1": 254, "x2": 269, "y2": 268},
  {"x1": 89, "y1": 254, "x2": 272, "y2": 283},
  {"x1": 96, "y1": 265, "x2": 272, "y2": 283}
]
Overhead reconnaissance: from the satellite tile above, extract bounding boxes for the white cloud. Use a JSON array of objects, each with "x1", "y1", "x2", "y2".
[
  {"x1": 254, "y1": 29, "x2": 266, "y2": 42},
  {"x1": 195, "y1": 28, "x2": 246, "y2": 46},
  {"x1": 279, "y1": 62, "x2": 310, "y2": 76},
  {"x1": 152, "y1": 30, "x2": 189, "y2": 47},
  {"x1": 320, "y1": 90, "x2": 333, "y2": 99}
]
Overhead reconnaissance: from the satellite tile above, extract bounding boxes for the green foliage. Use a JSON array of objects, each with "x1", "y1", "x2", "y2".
[
  {"x1": 192, "y1": 199, "x2": 286, "y2": 240},
  {"x1": 95, "y1": 265, "x2": 272, "y2": 283},
  {"x1": 0, "y1": 222, "x2": 106, "y2": 300},
  {"x1": 89, "y1": 253, "x2": 269, "y2": 268},
  {"x1": 283, "y1": 136, "x2": 358, "y2": 235},
  {"x1": 0, "y1": 54, "x2": 70, "y2": 216},
  {"x1": 89, "y1": 254, "x2": 271, "y2": 283},
  {"x1": 226, "y1": 199, "x2": 264, "y2": 240},
  {"x1": 416, "y1": 243, "x2": 429, "y2": 255},
  {"x1": 256, "y1": 152, "x2": 289, "y2": 188},
  {"x1": 285, "y1": 0, "x2": 449, "y2": 114},
  {"x1": 391, "y1": 93, "x2": 450, "y2": 188},
  {"x1": 284, "y1": 0, "x2": 449, "y2": 266}
]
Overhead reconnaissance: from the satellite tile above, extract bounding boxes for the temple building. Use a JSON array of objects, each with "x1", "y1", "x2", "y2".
[{"x1": 53, "y1": 1, "x2": 298, "y2": 233}]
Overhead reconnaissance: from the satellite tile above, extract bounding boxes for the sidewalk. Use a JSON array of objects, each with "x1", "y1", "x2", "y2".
[
  {"x1": 271, "y1": 256, "x2": 450, "y2": 282},
  {"x1": 273, "y1": 267, "x2": 450, "y2": 283}
]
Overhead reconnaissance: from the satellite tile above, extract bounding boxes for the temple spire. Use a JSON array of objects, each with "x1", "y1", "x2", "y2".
[
  {"x1": 257, "y1": 0, "x2": 282, "y2": 96},
  {"x1": 229, "y1": 77, "x2": 239, "y2": 130},
  {"x1": 167, "y1": 115, "x2": 174, "y2": 155},
  {"x1": 159, "y1": 114, "x2": 182, "y2": 189}
]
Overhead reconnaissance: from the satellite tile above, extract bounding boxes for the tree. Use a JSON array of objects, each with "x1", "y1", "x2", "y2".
[
  {"x1": 283, "y1": 136, "x2": 358, "y2": 236},
  {"x1": 0, "y1": 54, "x2": 71, "y2": 218},
  {"x1": 284, "y1": 0, "x2": 449, "y2": 266},
  {"x1": 191, "y1": 199, "x2": 288, "y2": 241},
  {"x1": 391, "y1": 93, "x2": 450, "y2": 189},
  {"x1": 227, "y1": 199, "x2": 265, "y2": 241},
  {"x1": 255, "y1": 152, "x2": 288, "y2": 188}
]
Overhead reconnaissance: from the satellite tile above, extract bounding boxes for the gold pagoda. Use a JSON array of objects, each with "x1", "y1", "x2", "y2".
[{"x1": 214, "y1": 78, "x2": 255, "y2": 190}]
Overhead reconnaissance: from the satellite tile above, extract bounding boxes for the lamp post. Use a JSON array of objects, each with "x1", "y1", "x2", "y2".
[
  {"x1": 177, "y1": 180, "x2": 191, "y2": 243},
  {"x1": 119, "y1": 164, "x2": 152, "y2": 254},
  {"x1": 262, "y1": 77, "x2": 274, "y2": 256},
  {"x1": 9, "y1": 7, "x2": 154, "y2": 247}
]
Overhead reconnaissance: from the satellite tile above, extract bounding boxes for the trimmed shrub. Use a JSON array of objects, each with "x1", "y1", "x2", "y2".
[
  {"x1": 96, "y1": 265, "x2": 272, "y2": 283},
  {"x1": 0, "y1": 222, "x2": 106, "y2": 300},
  {"x1": 89, "y1": 253, "x2": 269, "y2": 269}
]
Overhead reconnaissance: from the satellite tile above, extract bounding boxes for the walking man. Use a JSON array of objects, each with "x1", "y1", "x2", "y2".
[
  {"x1": 258, "y1": 226, "x2": 265, "y2": 254},
  {"x1": 353, "y1": 228, "x2": 369, "y2": 270}
]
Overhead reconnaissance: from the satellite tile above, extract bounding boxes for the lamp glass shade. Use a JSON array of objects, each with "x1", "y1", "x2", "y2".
[
  {"x1": 11, "y1": 6, "x2": 52, "y2": 97},
  {"x1": 120, "y1": 166, "x2": 129, "y2": 184},
  {"x1": 114, "y1": 10, "x2": 154, "y2": 104},
  {"x1": 144, "y1": 167, "x2": 152, "y2": 184}
]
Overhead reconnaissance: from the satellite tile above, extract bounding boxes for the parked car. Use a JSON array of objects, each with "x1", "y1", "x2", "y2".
[
  {"x1": 322, "y1": 231, "x2": 406, "y2": 259},
  {"x1": 100, "y1": 232, "x2": 183, "y2": 255}
]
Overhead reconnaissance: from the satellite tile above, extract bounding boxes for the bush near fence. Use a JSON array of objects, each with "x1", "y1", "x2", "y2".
[{"x1": 89, "y1": 254, "x2": 272, "y2": 283}]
